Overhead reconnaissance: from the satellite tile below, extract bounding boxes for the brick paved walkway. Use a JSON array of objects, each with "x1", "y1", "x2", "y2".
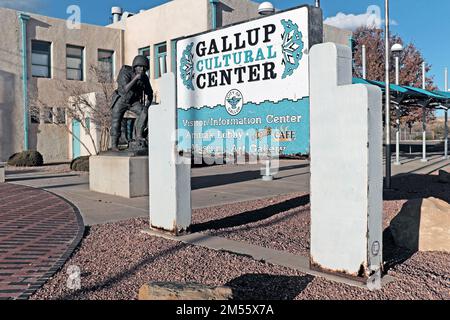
[{"x1": 0, "y1": 183, "x2": 84, "y2": 300}]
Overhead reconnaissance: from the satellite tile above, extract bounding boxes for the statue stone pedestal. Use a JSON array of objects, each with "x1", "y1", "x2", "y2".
[
  {"x1": 89, "y1": 155, "x2": 148, "y2": 198},
  {"x1": 0, "y1": 162, "x2": 5, "y2": 183}
]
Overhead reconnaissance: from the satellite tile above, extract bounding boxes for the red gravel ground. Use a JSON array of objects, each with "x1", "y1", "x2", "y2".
[{"x1": 31, "y1": 172, "x2": 449, "y2": 300}]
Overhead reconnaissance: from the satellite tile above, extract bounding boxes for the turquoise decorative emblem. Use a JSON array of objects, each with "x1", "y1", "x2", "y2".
[
  {"x1": 225, "y1": 89, "x2": 243, "y2": 116},
  {"x1": 226, "y1": 96, "x2": 241, "y2": 108},
  {"x1": 280, "y1": 19, "x2": 304, "y2": 79},
  {"x1": 180, "y1": 42, "x2": 195, "y2": 90}
]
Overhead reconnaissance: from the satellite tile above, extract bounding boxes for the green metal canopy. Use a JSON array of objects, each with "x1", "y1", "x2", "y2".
[
  {"x1": 353, "y1": 78, "x2": 412, "y2": 94},
  {"x1": 403, "y1": 86, "x2": 445, "y2": 99},
  {"x1": 352, "y1": 78, "x2": 449, "y2": 109},
  {"x1": 435, "y1": 90, "x2": 450, "y2": 98}
]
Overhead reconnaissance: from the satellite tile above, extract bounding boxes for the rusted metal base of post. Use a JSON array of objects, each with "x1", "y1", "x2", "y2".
[
  {"x1": 149, "y1": 225, "x2": 191, "y2": 237},
  {"x1": 310, "y1": 261, "x2": 368, "y2": 284}
]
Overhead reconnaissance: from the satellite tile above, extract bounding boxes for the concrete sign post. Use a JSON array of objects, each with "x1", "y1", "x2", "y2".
[
  {"x1": 148, "y1": 73, "x2": 191, "y2": 235},
  {"x1": 0, "y1": 162, "x2": 5, "y2": 183},
  {"x1": 309, "y1": 43, "x2": 383, "y2": 289}
]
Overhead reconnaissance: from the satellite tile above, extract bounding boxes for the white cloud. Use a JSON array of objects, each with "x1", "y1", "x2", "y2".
[
  {"x1": 0, "y1": 0, "x2": 46, "y2": 12},
  {"x1": 324, "y1": 5, "x2": 398, "y2": 31}
]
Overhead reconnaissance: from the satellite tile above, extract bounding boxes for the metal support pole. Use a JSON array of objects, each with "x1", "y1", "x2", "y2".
[
  {"x1": 444, "y1": 68, "x2": 448, "y2": 160},
  {"x1": 395, "y1": 56, "x2": 400, "y2": 90},
  {"x1": 422, "y1": 62, "x2": 426, "y2": 89},
  {"x1": 445, "y1": 67, "x2": 448, "y2": 92},
  {"x1": 421, "y1": 107, "x2": 428, "y2": 162},
  {"x1": 315, "y1": 0, "x2": 321, "y2": 8},
  {"x1": 19, "y1": 13, "x2": 30, "y2": 151},
  {"x1": 262, "y1": 159, "x2": 273, "y2": 181},
  {"x1": 209, "y1": 0, "x2": 218, "y2": 30},
  {"x1": 421, "y1": 62, "x2": 427, "y2": 162},
  {"x1": 362, "y1": 45, "x2": 367, "y2": 79},
  {"x1": 262, "y1": 158, "x2": 273, "y2": 181},
  {"x1": 444, "y1": 110, "x2": 448, "y2": 160},
  {"x1": 384, "y1": 0, "x2": 391, "y2": 189},
  {"x1": 394, "y1": 56, "x2": 401, "y2": 165}
]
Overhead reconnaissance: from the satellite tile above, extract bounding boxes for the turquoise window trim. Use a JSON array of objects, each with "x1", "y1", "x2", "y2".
[
  {"x1": 154, "y1": 42, "x2": 167, "y2": 79},
  {"x1": 19, "y1": 12, "x2": 30, "y2": 151},
  {"x1": 170, "y1": 40, "x2": 177, "y2": 75},
  {"x1": 138, "y1": 46, "x2": 151, "y2": 77},
  {"x1": 138, "y1": 46, "x2": 150, "y2": 56},
  {"x1": 349, "y1": 35, "x2": 356, "y2": 74}
]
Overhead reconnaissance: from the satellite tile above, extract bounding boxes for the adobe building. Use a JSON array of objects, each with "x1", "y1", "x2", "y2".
[
  {"x1": 0, "y1": 0, "x2": 351, "y2": 163},
  {"x1": 0, "y1": 8, "x2": 121, "y2": 162}
]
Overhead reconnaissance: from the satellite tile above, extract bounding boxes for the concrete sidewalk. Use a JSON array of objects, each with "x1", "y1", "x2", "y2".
[
  {"x1": 5, "y1": 154, "x2": 450, "y2": 226},
  {"x1": 6, "y1": 159, "x2": 309, "y2": 225},
  {"x1": 142, "y1": 228, "x2": 395, "y2": 289}
]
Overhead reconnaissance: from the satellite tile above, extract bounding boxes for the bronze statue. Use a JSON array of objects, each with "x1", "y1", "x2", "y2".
[{"x1": 110, "y1": 55, "x2": 153, "y2": 152}]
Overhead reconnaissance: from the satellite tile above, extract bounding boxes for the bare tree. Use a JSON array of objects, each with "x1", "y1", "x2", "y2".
[
  {"x1": 352, "y1": 27, "x2": 437, "y2": 127},
  {"x1": 30, "y1": 64, "x2": 115, "y2": 156}
]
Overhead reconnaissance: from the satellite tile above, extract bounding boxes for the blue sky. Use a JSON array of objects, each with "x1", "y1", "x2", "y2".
[{"x1": 1, "y1": 0, "x2": 449, "y2": 92}]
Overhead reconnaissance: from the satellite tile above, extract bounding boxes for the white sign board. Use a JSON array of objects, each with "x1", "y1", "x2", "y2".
[
  {"x1": 177, "y1": 7, "x2": 310, "y2": 108},
  {"x1": 175, "y1": 6, "x2": 322, "y2": 155}
]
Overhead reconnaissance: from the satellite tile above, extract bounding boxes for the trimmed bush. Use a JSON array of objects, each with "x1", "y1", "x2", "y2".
[
  {"x1": 8, "y1": 150, "x2": 44, "y2": 167},
  {"x1": 70, "y1": 156, "x2": 90, "y2": 172}
]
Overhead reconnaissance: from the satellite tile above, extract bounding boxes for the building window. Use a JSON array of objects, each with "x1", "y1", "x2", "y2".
[
  {"x1": 66, "y1": 45, "x2": 84, "y2": 81},
  {"x1": 138, "y1": 46, "x2": 150, "y2": 76},
  {"x1": 30, "y1": 109, "x2": 40, "y2": 123},
  {"x1": 98, "y1": 49, "x2": 114, "y2": 82},
  {"x1": 85, "y1": 117, "x2": 90, "y2": 130},
  {"x1": 31, "y1": 41, "x2": 51, "y2": 78},
  {"x1": 56, "y1": 108, "x2": 66, "y2": 124},
  {"x1": 154, "y1": 42, "x2": 167, "y2": 79},
  {"x1": 43, "y1": 107, "x2": 53, "y2": 124}
]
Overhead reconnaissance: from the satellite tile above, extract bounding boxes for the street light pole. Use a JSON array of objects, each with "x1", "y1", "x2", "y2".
[
  {"x1": 422, "y1": 62, "x2": 426, "y2": 89},
  {"x1": 395, "y1": 56, "x2": 399, "y2": 88},
  {"x1": 394, "y1": 55, "x2": 401, "y2": 165},
  {"x1": 391, "y1": 43, "x2": 403, "y2": 166},
  {"x1": 362, "y1": 45, "x2": 366, "y2": 79},
  {"x1": 384, "y1": 0, "x2": 391, "y2": 189},
  {"x1": 446, "y1": 67, "x2": 448, "y2": 92},
  {"x1": 444, "y1": 67, "x2": 448, "y2": 160},
  {"x1": 421, "y1": 61, "x2": 428, "y2": 162}
]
